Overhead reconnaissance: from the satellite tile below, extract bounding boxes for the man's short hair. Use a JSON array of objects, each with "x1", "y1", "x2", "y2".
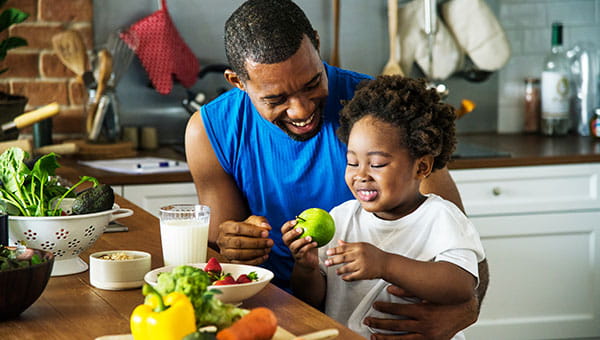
[{"x1": 225, "y1": 0, "x2": 319, "y2": 81}]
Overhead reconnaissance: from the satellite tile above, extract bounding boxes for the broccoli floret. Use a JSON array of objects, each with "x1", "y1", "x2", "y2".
[{"x1": 154, "y1": 265, "x2": 246, "y2": 329}]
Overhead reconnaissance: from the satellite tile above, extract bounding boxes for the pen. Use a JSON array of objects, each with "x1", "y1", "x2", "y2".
[{"x1": 136, "y1": 161, "x2": 180, "y2": 169}]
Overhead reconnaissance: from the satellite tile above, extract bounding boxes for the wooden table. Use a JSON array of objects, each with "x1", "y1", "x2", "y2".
[{"x1": 0, "y1": 196, "x2": 362, "y2": 340}]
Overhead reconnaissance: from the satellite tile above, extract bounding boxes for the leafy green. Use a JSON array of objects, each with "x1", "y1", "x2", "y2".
[
  {"x1": 182, "y1": 331, "x2": 216, "y2": 340},
  {"x1": 0, "y1": 245, "x2": 45, "y2": 271},
  {"x1": 0, "y1": 147, "x2": 98, "y2": 216},
  {"x1": 155, "y1": 265, "x2": 248, "y2": 330},
  {"x1": 0, "y1": 3, "x2": 29, "y2": 74}
]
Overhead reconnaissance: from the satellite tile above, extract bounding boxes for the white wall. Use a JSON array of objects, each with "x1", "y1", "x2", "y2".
[{"x1": 496, "y1": 0, "x2": 600, "y2": 133}]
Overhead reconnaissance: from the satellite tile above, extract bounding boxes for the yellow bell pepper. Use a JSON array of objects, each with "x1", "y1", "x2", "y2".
[{"x1": 130, "y1": 284, "x2": 196, "y2": 340}]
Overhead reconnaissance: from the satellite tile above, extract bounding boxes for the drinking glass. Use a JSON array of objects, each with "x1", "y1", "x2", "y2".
[{"x1": 159, "y1": 204, "x2": 210, "y2": 266}]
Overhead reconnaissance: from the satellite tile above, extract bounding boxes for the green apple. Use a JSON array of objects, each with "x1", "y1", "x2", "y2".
[{"x1": 296, "y1": 208, "x2": 335, "y2": 247}]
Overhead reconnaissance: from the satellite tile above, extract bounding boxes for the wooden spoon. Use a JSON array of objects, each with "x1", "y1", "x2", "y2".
[
  {"x1": 381, "y1": 0, "x2": 404, "y2": 76},
  {"x1": 86, "y1": 49, "x2": 113, "y2": 133},
  {"x1": 52, "y1": 30, "x2": 89, "y2": 83},
  {"x1": 330, "y1": 0, "x2": 340, "y2": 67},
  {"x1": 95, "y1": 49, "x2": 113, "y2": 103}
]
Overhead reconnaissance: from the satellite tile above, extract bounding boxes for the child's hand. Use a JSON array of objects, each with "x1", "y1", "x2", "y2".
[
  {"x1": 281, "y1": 219, "x2": 319, "y2": 269},
  {"x1": 325, "y1": 240, "x2": 386, "y2": 281}
]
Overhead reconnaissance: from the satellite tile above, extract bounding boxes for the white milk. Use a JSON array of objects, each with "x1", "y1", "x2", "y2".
[{"x1": 160, "y1": 219, "x2": 209, "y2": 266}]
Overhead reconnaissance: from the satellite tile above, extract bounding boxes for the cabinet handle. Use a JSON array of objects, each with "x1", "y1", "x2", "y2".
[{"x1": 492, "y1": 187, "x2": 501, "y2": 196}]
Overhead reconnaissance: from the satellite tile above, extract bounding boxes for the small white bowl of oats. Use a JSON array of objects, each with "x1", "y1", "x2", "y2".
[{"x1": 89, "y1": 250, "x2": 151, "y2": 290}]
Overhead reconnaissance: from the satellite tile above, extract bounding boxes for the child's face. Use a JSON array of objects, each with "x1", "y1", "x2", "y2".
[{"x1": 345, "y1": 115, "x2": 430, "y2": 220}]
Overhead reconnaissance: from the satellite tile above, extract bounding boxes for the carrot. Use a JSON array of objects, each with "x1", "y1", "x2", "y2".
[{"x1": 216, "y1": 307, "x2": 278, "y2": 340}]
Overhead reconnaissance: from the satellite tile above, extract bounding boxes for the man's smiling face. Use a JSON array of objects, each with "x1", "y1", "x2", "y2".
[{"x1": 237, "y1": 36, "x2": 329, "y2": 141}]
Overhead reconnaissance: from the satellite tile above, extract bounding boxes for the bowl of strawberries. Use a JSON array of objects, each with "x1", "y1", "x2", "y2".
[{"x1": 144, "y1": 257, "x2": 274, "y2": 304}]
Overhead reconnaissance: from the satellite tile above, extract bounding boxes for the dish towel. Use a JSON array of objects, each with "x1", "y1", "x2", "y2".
[
  {"x1": 121, "y1": 0, "x2": 199, "y2": 94},
  {"x1": 397, "y1": 0, "x2": 510, "y2": 79},
  {"x1": 442, "y1": 0, "x2": 511, "y2": 71},
  {"x1": 397, "y1": 0, "x2": 463, "y2": 80}
]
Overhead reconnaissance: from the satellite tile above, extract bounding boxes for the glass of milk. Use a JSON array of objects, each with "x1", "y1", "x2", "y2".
[{"x1": 159, "y1": 204, "x2": 210, "y2": 266}]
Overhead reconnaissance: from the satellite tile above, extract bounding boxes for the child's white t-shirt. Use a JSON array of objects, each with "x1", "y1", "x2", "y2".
[{"x1": 318, "y1": 194, "x2": 485, "y2": 339}]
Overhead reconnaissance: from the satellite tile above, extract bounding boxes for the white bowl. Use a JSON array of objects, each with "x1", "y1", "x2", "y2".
[
  {"x1": 8, "y1": 200, "x2": 133, "y2": 276},
  {"x1": 89, "y1": 250, "x2": 151, "y2": 290},
  {"x1": 144, "y1": 263, "x2": 274, "y2": 304}
]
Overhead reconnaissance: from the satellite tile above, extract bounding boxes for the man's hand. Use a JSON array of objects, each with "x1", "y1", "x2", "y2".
[
  {"x1": 216, "y1": 215, "x2": 274, "y2": 265},
  {"x1": 363, "y1": 285, "x2": 478, "y2": 340}
]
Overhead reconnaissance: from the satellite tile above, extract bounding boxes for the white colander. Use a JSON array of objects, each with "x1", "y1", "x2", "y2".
[{"x1": 8, "y1": 199, "x2": 133, "y2": 276}]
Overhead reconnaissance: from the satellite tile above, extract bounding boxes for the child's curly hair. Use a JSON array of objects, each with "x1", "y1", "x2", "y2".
[{"x1": 337, "y1": 76, "x2": 456, "y2": 171}]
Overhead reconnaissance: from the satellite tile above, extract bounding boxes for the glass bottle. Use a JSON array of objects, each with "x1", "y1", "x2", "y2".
[
  {"x1": 524, "y1": 77, "x2": 540, "y2": 133},
  {"x1": 591, "y1": 108, "x2": 600, "y2": 138},
  {"x1": 540, "y1": 22, "x2": 571, "y2": 136}
]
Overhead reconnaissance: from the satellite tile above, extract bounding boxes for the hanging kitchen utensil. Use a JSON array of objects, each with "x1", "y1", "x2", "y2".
[
  {"x1": 441, "y1": 0, "x2": 510, "y2": 82},
  {"x1": 106, "y1": 29, "x2": 138, "y2": 88},
  {"x1": 181, "y1": 64, "x2": 231, "y2": 115},
  {"x1": 330, "y1": 0, "x2": 340, "y2": 67},
  {"x1": 457, "y1": 57, "x2": 493, "y2": 82},
  {"x1": 121, "y1": 0, "x2": 199, "y2": 95},
  {"x1": 381, "y1": 0, "x2": 404, "y2": 76},
  {"x1": 423, "y1": 0, "x2": 448, "y2": 99},
  {"x1": 0, "y1": 102, "x2": 60, "y2": 141},
  {"x1": 397, "y1": 0, "x2": 462, "y2": 81},
  {"x1": 52, "y1": 30, "x2": 94, "y2": 88}
]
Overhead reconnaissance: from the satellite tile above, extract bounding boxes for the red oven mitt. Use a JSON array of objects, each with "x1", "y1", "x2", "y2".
[{"x1": 121, "y1": 0, "x2": 199, "y2": 94}]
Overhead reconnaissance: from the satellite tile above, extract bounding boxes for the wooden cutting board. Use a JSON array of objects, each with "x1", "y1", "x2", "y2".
[
  {"x1": 66, "y1": 139, "x2": 137, "y2": 160},
  {"x1": 95, "y1": 326, "x2": 296, "y2": 340}
]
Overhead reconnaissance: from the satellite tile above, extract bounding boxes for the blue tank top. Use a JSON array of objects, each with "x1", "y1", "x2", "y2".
[{"x1": 201, "y1": 63, "x2": 372, "y2": 289}]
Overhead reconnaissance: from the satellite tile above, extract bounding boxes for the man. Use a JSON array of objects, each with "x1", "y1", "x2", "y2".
[{"x1": 185, "y1": 0, "x2": 488, "y2": 338}]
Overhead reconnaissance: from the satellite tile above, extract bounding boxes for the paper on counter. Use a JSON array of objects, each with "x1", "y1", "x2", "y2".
[{"x1": 79, "y1": 157, "x2": 188, "y2": 174}]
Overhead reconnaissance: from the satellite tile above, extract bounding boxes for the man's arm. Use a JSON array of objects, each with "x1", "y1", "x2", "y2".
[
  {"x1": 420, "y1": 166, "x2": 489, "y2": 303},
  {"x1": 420, "y1": 166, "x2": 464, "y2": 212},
  {"x1": 476, "y1": 259, "x2": 489, "y2": 310},
  {"x1": 184, "y1": 112, "x2": 251, "y2": 245}
]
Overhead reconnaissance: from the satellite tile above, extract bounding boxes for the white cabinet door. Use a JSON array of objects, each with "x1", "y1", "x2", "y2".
[
  {"x1": 451, "y1": 164, "x2": 600, "y2": 216},
  {"x1": 122, "y1": 183, "x2": 198, "y2": 217},
  {"x1": 463, "y1": 211, "x2": 600, "y2": 340},
  {"x1": 452, "y1": 163, "x2": 600, "y2": 340}
]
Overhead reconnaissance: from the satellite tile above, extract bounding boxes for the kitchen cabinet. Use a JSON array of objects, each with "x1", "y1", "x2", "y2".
[
  {"x1": 451, "y1": 163, "x2": 600, "y2": 340},
  {"x1": 115, "y1": 182, "x2": 198, "y2": 217}
]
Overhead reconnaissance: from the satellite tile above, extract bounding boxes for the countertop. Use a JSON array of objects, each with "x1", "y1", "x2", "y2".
[
  {"x1": 450, "y1": 134, "x2": 600, "y2": 169},
  {"x1": 56, "y1": 134, "x2": 600, "y2": 185},
  {"x1": 0, "y1": 196, "x2": 362, "y2": 339},
  {"x1": 57, "y1": 147, "x2": 192, "y2": 186}
]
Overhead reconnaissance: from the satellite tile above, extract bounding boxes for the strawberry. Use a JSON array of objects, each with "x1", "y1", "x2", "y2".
[
  {"x1": 204, "y1": 257, "x2": 222, "y2": 280},
  {"x1": 213, "y1": 274, "x2": 236, "y2": 285},
  {"x1": 236, "y1": 271, "x2": 259, "y2": 284}
]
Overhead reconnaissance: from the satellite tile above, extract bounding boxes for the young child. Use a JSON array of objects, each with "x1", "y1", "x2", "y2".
[{"x1": 281, "y1": 76, "x2": 485, "y2": 339}]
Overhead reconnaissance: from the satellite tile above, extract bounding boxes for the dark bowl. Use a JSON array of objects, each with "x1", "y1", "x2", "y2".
[{"x1": 0, "y1": 248, "x2": 54, "y2": 320}]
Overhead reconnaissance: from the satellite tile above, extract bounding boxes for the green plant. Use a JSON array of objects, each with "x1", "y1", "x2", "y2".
[
  {"x1": 0, "y1": 147, "x2": 98, "y2": 216},
  {"x1": 0, "y1": 0, "x2": 28, "y2": 74}
]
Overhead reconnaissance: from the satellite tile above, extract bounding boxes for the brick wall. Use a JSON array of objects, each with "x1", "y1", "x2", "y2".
[{"x1": 0, "y1": 0, "x2": 93, "y2": 137}]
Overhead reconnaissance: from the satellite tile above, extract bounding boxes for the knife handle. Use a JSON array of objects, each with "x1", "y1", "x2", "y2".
[
  {"x1": 293, "y1": 328, "x2": 339, "y2": 340},
  {"x1": 13, "y1": 102, "x2": 60, "y2": 130}
]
